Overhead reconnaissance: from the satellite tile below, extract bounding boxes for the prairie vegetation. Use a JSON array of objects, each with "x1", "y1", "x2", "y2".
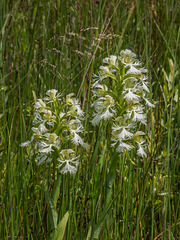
[{"x1": 0, "y1": 1, "x2": 179, "y2": 239}]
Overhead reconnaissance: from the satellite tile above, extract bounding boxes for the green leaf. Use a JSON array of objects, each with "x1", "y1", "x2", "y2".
[
  {"x1": 86, "y1": 226, "x2": 92, "y2": 240},
  {"x1": 52, "y1": 175, "x2": 61, "y2": 207},
  {"x1": 104, "y1": 152, "x2": 119, "y2": 209},
  {"x1": 43, "y1": 180, "x2": 58, "y2": 230},
  {"x1": 53, "y1": 211, "x2": 69, "y2": 240},
  {"x1": 89, "y1": 153, "x2": 120, "y2": 239},
  {"x1": 90, "y1": 195, "x2": 118, "y2": 239}
]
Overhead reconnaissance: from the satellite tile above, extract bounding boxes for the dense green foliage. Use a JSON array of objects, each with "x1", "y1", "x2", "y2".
[{"x1": 0, "y1": 0, "x2": 180, "y2": 239}]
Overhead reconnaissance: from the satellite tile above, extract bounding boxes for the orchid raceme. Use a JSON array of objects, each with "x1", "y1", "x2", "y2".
[
  {"x1": 91, "y1": 49, "x2": 154, "y2": 158},
  {"x1": 21, "y1": 89, "x2": 88, "y2": 174}
]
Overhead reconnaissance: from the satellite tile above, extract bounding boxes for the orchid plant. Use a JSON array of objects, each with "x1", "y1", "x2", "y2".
[
  {"x1": 91, "y1": 49, "x2": 154, "y2": 159},
  {"x1": 88, "y1": 49, "x2": 155, "y2": 239},
  {"x1": 21, "y1": 89, "x2": 88, "y2": 174}
]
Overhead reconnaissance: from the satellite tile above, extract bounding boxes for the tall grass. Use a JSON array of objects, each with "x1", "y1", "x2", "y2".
[{"x1": 1, "y1": 0, "x2": 180, "y2": 239}]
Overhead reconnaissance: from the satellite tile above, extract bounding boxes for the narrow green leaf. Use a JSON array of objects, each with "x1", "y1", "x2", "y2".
[
  {"x1": 91, "y1": 193, "x2": 119, "y2": 239},
  {"x1": 86, "y1": 226, "x2": 92, "y2": 240},
  {"x1": 43, "y1": 180, "x2": 58, "y2": 230},
  {"x1": 53, "y1": 211, "x2": 69, "y2": 240},
  {"x1": 52, "y1": 175, "x2": 61, "y2": 207},
  {"x1": 104, "y1": 152, "x2": 119, "y2": 209}
]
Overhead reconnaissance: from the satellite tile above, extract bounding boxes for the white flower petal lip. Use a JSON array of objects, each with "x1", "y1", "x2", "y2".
[
  {"x1": 116, "y1": 141, "x2": 132, "y2": 152},
  {"x1": 93, "y1": 83, "x2": 104, "y2": 90},
  {"x1": 126, "y1": 65, "x2": 141, "y2": 75},
  {"x1": 137, "y1": 140, "x2": 147, "y2": 157},
  {"x1": 20, "y1": 136, "x2": 34, "y2": 147},
  {"x1": 32, "y1": 123, "x2": 48, "y2": 134},
  {"x1": 38, "y1": 141, "x2": 49, "y2": 148},
  {"x1": 92, "y1": 84, "x2": 109, "y2": 97},
  {"x1": 59, "y1": 157, "x2": 79, "y2": 164},
  {"x1": 71, "y1": 132, "x2": 89, "y2": 148},
  {"x1": 34, "y1": 101, "x2": 42, "y2": 109},
  {"x1": 133, "y1": 112, "x2": 146, "y2": 123},
  {"x1": 100, "y1": 107, "x2": 114, "y2": 119},
  {"x1": 33, "y1": 112, "x2": 43, "y2": 125},
  {"x1": 66, "y1": 94, "x2": 84, "y2": 117},
  {"x1": 59, "y1": 161, "x2": 77, "y2": 174},
  {"x1": 91, "y1": 94, "x2": 115, "y2": 125},
  {"x1": 132, "y1": 111, "x2": 147, "y2": 125},
  {"x1": 103, "y1": 57, "x2": 110, "y2": 64},
  {"x1": 124, "y1": 77, "x2": 138, "y2": 87},
  {"x1": 134, "y1": 131, "x2": 145, "y2": 136},
  {"x1": 139, "y1": 67, "x2": 148, "y2": 74},
  {"x1": 126, "y1": 106, "x2": 147, "y2": 125},
  {"x1": 31, "y1": 127, "x2": 38, "y2": 133},
  {"x1": 137, "y1": 145, "x2": 147, "y2": 157},
  {"x1": 100, "y1": 66, "x2": 110, "y2": 73},
  {"x1": 73, "y1": 99, "x2": 84, "y2": 117},
  {"x1": 112, "y1": 122, "x2": 132, "y2": 131},
  {"x1": 91, "y1": 73, "x2": 105, "y2": 88},
  {"x1": 116, "y1": 128, "x2": 133, "y2": 141},
  {"x1": 91, "y1": 107, "x2": 115, "y2": 126},
  {"x1": 38, "y1": 123, "x2": 48, "y2": 133},
  {"x1": 69, "y1": 119, "x2": 84, "y2": 132},
  {"x1": 38, "y1": 144, "x2": 54, "y2": 154},
  {"x1": 92, "y1": 95, "x2": 114, "y2": 109},
  {"x1": 91, "y1": 97, "x2": 105, "y2": 108},
  {"x1": 142, "y1": 82, "x2": 150, "y2": 93},
  {"x1": 91, "y1": 114, "x2": 101, "y2": 126},
  {"x1": 58, "y1": 149, "x2": 79, "y2": 174},
  {"x1": 38, "y1": 133, "x2": 59, "y2": 154},
  {"x1": 111, "y1": 140, "x2": 117, "y2": 148},
  {"x1": 67, "y1": 93, "x2": 75, "y2": 98},
  {"x1": 60, "y1": 163, "x2": 77, "y2": 174},
  {"x1": 68, "y1": 120, "x2": 89, "y2": 148},
  {"x1": 143, "y1": 97, "x2": 155, "y2": 108},
  {"x1": 121, "y1": 59, "x2": 141, "y2": 68},
  {"x1": 123, "y1": 89, "x2": 140, "y2": 101},
  {"x1": 20, "y1": 141, "x2": 30, "y2": 147}
]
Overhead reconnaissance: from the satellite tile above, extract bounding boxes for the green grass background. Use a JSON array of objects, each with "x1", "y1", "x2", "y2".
[{"x1": 0, "y1": 0, "x2": 180, "y2": 239}]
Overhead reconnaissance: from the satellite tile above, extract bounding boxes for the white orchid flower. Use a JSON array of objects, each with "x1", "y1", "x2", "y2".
[
  {"x1": 44, "y1": 89, "x2": 61, "y2": 102},
  {"x1": 58, "y1": 149, "x2": 79, "y2": 174}
]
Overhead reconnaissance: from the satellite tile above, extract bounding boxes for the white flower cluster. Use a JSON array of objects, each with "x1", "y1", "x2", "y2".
[
  {"x1": 91, "y1": 49, "x2": 154, "y2": 158},
  {"x1": 21, "y1": 89, "x2": 88, "y2": 174}
]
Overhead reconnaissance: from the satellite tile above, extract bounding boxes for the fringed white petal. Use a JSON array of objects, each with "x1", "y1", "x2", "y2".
[
  {"x1": 60, "y1": 162, "x2": 77, "y2": 174},
  {"x1": 123, "y1": 89, "x2": 140, "y2": 101},
  {"x1": 116, "y1": 141, "x2": 132, "y2": 152}
]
